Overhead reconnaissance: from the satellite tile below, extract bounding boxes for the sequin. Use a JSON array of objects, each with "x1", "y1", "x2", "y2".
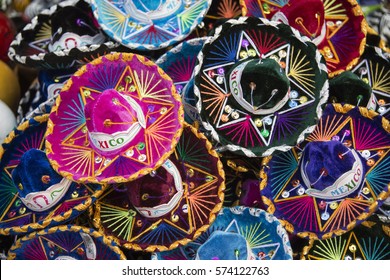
[
  {"x1": 72, "y1": 191, "x2": 79, "y2": 198},
  {"x1": 18, "y1": 207, "x2": 26, "y2": 215},
  {"x1": 125, "y1": 76, "x2": 132, "y2": 83}
]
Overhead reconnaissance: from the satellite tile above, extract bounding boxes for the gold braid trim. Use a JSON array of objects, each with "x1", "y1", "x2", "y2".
[{"x1": 7, "y1": 225, "x2": 126, "y2": 260}]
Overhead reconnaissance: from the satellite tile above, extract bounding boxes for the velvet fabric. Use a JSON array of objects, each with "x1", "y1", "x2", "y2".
[
  {"x1": 300, "y1": 140, "x2": 363, "y2": 192},
  {"x1": 153, "y1": 206, "x2": 293, "y2": 260},
  {"x1": 12, "y1": 149, "x2": 64, "y2": 199},
  {"x1": 274, "y1": 0, "x2": 325, "y2": 41},
  {"x1": 329, "y1": 71, "x2": 372, "y2": 106},
  {"x1": 229, "y1": 58, "x2": 290, "y2": 112},
  {"x1": 127, "y1": 166, "x2": 175, "y2": 209},
  {"x1": 83, "y1": 88, "x2": 142, "y2": 156},
  {"x1": 196, "y1": 231, "x2": 250, "y2": 260}
]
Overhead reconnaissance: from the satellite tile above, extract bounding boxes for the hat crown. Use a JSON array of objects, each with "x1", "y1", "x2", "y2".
[
  {"x1": 300, "y1": 141, "x2": 364, "y2": 200},
  {"x1": 272, "y1": 0, "x2": 325, "y2": 44},
  {"x1": 329, "y1": 71, "x2": 373, "y2": 107},
  {"x1": 48, "y1": 5, "x2": 105, "y2": 52},
  {"x1": 11, "y1": 149, "x2": 71, "y2": 212},
  {"x1": 196, "y1": 231, "x2": 252, "y2": 260},
  {"x1": 228, "y1": 58, "x2": 290, "y2": 115},
  {"x1": 127, "y1": 159, "x2": 184, "y2": 218},
  {"x1": 84, "y1": 89, "x2": 146, "y2": 155}
]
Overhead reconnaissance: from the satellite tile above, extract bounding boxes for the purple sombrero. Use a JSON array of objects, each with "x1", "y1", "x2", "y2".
[
  {"x1": 0, "y1": 114, "x2": 106, "y2": 236},
  {"x1": 240, "y1": 0, "x2": 367, "y2": 77},
  {"x1": 7, "y1": 224, "x2": 126, "y2": 260},
  {"x1": 260, "y1": 103, "x2": 390, "y2": 240},
  {"x1": 194, "y1": 16, "x2": 329, "y2": 157},
  {"x1": 92, "y1": 122, "x2": 225, "y2": 252},
  {"x1": 8, "y1": 0, "x2": 121, "y2": 69},
  {"x1": 45, "y1": 52, "x2": 184, "y2": 184}
]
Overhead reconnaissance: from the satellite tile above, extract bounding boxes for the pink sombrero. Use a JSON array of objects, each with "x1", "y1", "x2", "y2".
[{"x1": 45, "y1": 52, "x2": 184, "y2": 184}]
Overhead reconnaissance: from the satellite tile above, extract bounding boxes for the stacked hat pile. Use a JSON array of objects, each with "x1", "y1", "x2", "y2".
[{"x1": 0, "y1": 0, "x2": 388, "y2": 261}]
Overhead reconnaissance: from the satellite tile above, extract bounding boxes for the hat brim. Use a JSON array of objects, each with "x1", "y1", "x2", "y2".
[
  {"x1": 0, "y1": 114, "x2": 106, "y2": 235},
  {"x1": 241, "y1": 0, "x2": 367, "y2": 77},
  {"x1": 156, "y1": 37, "x2": 208, "y2": 123},
  {"x1": 194, "y1": 16, "x2": 328, "y2": 157},
  {"x1": 8, "y1": 0, "x2": 121, "y2": 69},
  {"x1": 45, "y1": 52, "x2": 184, "y2": 184},
  {"x1": 92, "y1": 122, "x2": 225, "y2": 252},
  {"x1": 302, "y1": 219, "x2": 390, "y2": 259},
  {"x1": 153, "y1": 206, "x2": 293, "y2": 260},
  {"x1": 350, "y1": 45, "x2": 390, "y2": 120},
  {"x1": 90, "y1": 0, "x2": 212, "y2": 51},
  {"x1": 260, "y1": 103, "x2": 390, "y2": 239},
  {"x1": 7, "y1": 224, "x2": 126, "y2": 260}
]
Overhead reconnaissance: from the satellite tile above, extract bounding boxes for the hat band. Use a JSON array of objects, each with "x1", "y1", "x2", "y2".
[
  {"x1": 88, "y1": 94, "x2": 146, "y2": 153},
  {"x1": 123, "y1": 0, "x2": 182, "y2": 24},
  {"x1": 20, "y1": 178, "x2": 72, "y2": 212},
  {"x1": 134, "y1": 159, "x2": 183, "y2": 218},
  {"x1": 302, "y1": 149, "x2": 364, "y2": 200},
  {"x1": 80, "y1": 232, "x2": 97, "y2": 260},
  {"x1": 89, "y1": 123, "x2": 143, "y2": 153},
  {"x1": 229, "y1": 59, "x2": 289, "y2": 115},
  {"x1": 48, "y1": 32, "x2": 105, "y2": 52}
]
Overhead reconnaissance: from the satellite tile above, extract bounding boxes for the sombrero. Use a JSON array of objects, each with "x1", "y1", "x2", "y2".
[
  {"x1": 8, "y1": 0, "x2": 121, "y2": 69},
  {"x1": 0, "y1": 114, "x2": 106, "y2": 235},
  {"x1": 153, "y1": 206, "x2": 293, "y2": 260},
  {"x1": 194, "y1": 16, "x2": 328, "y2": 157},
  {"x1": 260, "y1": 103, "x2": 390, "y2": 240},
  {"x1": 45, "y1": 52, "x2": 184, "y2": 184},
  {"x1": 92, "y1": 122, "x2": 225, "y2": 252},
  {"x1": 301, "y1": 218, "x2": 390, "y2": 259},
  {"x1": 7, "y1": 224, "x2": 126, "y2": 259},
  {"x1": 240, "y1": 0, "x2": 367, "y2": 77},
  {"x1": 349, "y1": 45, "x2": 390, "y2": 120},
  {"x1": 90, "y1": 0, "x2": 212, "y2": 51},
  {"x1": 156, "y1": 37, "x2": 208, "y2": 124}
]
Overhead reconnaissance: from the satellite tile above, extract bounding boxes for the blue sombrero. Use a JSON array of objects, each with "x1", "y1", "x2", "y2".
[
  {"x1": 153, "y1": 206, "x2": 293, "y2": 260},
  {"x1": 0, "y1": 114, "x2": 106, "y2": 235},
  {"x1": 90, "y1": 0, "x2": 212, "y2": 51}
]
